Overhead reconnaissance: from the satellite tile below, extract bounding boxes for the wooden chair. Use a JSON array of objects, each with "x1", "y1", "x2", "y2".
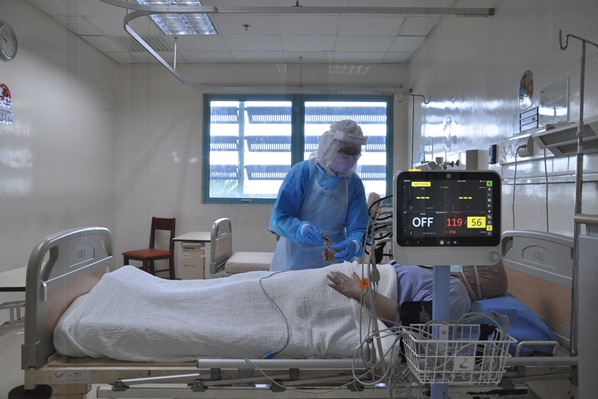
[{"x1": 123, "y1": 217, "x2": 176, "y2": 279}]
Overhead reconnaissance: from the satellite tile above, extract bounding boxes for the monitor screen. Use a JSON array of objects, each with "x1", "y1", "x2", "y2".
[{"x1": 393, "y1": 170, "x2": 502, "y2": 265}]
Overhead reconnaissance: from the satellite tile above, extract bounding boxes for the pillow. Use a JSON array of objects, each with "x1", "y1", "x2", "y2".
[
  {"x1": 452, "y1": 262, "x2": 508, "y2": 301},
  {"x1": 471, "y1": 295, "x2": 558, "y2": 356}
]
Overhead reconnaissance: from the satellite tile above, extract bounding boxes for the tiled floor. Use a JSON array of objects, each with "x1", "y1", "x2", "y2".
[{"x1": 1, "y1": 327, "x2": 25, "y2": 399}]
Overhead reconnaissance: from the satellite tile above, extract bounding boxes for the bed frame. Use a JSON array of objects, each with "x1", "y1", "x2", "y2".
[
  {"x1": 501, "y1": 230, "x2": 573, "y2": 347},
  {"x1": 20, "y1": 227, "x2": 578, "y2": 399},
  {"x1": 20, "y1": 227, "x2": 390, "y2": 399}
]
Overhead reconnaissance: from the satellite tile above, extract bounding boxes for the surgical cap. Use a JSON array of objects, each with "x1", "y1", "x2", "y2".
[{"x1": 315, "y1": 119, "x2": 368, "y2": 176}]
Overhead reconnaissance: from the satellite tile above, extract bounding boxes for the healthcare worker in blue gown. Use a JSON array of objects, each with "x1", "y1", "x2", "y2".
[{"x1": 269, "y1": 119, "x2": 369, "y2": 271}]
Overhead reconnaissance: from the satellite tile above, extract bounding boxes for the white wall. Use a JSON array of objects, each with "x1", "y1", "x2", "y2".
[
  {"x1": 111, "y1": 63, "x2": 410, "y2": 258},
  {"x1": 0, "y1": 2, "x2": 410, "y2": 280},
  {"x1": 0, "y1": 1, "x2": 117, "y2": 274},
  {"x1": 408, "y1": 0, "x2": 598, "y2": 237},
  {"x1": 8, "y1": 0, "x2": 596, "y2": 277}
]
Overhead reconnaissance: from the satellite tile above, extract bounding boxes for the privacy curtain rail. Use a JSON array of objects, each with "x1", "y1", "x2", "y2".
[
  {"x1": 99, "y1": 0, "x2": 493, "y2": 92},
  {"x1": 99, "y1": 0, "x2": 495, "y2": 17}
]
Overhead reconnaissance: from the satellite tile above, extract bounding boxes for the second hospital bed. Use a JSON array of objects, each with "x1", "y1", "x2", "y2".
[{"x1": 19, "y1": 226, "x2": 576, "y2": 399}]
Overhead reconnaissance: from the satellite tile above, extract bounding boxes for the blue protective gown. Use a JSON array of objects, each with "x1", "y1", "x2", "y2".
[{"x1": 269, "y1": 158, "x2": 369, "y2": 271}]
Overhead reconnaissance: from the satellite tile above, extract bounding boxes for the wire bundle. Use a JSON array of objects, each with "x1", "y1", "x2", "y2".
[{"x1": 362, "y1": 194, "x2": 394, "y2": 265}]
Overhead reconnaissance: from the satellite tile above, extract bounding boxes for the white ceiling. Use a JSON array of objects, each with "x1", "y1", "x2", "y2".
[{"x1": 24, "y1": 0, "x2": 494, "y2": 65}]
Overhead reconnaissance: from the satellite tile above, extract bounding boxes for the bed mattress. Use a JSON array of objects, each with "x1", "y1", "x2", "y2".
[{"x1": 224, "y1": 251, "x2": 273, "y2": 274}]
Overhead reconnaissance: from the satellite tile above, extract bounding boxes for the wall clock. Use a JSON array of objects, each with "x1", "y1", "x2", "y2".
[{"x1": 0, "y1": 23, "x2": 18, "y2": 61}]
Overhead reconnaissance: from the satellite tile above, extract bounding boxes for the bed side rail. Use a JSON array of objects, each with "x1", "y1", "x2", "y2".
[
  {"x1": 22, "y1": 227, "x2": 114, "y2": 370},
  {"x1": 209, "y1": 218, "x2": 233, "y2": 275}
]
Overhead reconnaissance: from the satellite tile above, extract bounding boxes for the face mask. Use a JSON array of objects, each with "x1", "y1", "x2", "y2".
[{"x1": 329, "y1": 153, "x2": 358, "y2": 175}]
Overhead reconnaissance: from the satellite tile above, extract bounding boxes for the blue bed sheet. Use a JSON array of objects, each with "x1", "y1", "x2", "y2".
[{"x1": 470, "y1": 294, "x2": 558, "y2": 356}]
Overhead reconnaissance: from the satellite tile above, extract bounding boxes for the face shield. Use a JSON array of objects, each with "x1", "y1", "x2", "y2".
[{"x1": 316, "y1": 120, "x2": 368, "y2": 176}]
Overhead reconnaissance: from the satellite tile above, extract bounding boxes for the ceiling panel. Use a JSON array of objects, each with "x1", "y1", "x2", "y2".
[
  {"x1": 339, "y1": 15, "x2": 405, "y2": 36},
  {"x1": 400, "y1": 16, "x2": 440, "y2": 36},
  {"x1": 210, "y1": 14, "x2": 278, "y2": 35},
  {"x1": 278, "y1": 15, "x2": 342, "y2": 36},
  {"x1": 25, "y1": 0, "x2": 494, "y2": 65},
  {"x1": 55, "y1": 15, "x2": 105, "y2": 36}
]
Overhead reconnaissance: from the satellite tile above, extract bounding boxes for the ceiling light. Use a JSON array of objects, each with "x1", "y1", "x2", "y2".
[
  {"x1": 328, "y1": 64, "x2": 370, "y2": 76},
  {"x1": 136, "y1": 0, "x2": 217, "y2": 35}
]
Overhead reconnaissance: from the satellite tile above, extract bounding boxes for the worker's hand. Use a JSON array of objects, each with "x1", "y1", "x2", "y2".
[
  {"x1": 326, "y1": 271, "x2": 363, "y2": 300},
  {"x1": 322, "y1": 248, "x2": 337, "y2": 263},
  {"x1": 330, "y1": 240, "x2": 359, "y2": 262},
  {"x1": 298, "y1": 223, "x2": 324, "y2": 245}
]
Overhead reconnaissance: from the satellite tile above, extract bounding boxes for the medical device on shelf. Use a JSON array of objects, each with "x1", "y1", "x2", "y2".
[{"x1": 393, "y1": 170, "x2": 502, "y2": 266}]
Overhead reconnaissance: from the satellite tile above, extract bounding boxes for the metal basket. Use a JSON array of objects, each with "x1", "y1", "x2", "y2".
[{"x1": 402, "y1": 323, "x2": 516, "y2": 385}]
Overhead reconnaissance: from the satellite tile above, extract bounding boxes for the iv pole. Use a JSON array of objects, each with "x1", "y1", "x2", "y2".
[
  {"x1": 396, "y1": 92, "x2": 430, "y2": 167},
  {"x1": 397, "y1": 92, "x2": 451, "y2": 399},
  {"x1": 558, "y1": 30, "x2": 598, "y2": 357}
]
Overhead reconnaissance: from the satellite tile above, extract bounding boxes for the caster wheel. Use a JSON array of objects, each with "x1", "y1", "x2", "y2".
[{"x1": 8, "y1": 385, "x2": 52, "y2": 399}]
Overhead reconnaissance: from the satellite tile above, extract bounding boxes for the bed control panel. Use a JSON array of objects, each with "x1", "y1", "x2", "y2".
[{"x1": 393, "y1": 170, "x2": 502, "y2": 266}]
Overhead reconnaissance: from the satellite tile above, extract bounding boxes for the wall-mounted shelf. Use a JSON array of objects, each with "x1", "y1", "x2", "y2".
[{"x1": 533, "y1": 117, "x2": 598, "y2": 157}]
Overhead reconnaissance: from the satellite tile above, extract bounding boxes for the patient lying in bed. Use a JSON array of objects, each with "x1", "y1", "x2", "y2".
[
  {"x1": 54, "y1": 262, "x2": 397, "y2": 362},
  {"x1": 53, "y1": 261, "x2": 474, "y2": 363},
  {"x1": 327, "y1": 261, "x2": 472, "y2": 327}
]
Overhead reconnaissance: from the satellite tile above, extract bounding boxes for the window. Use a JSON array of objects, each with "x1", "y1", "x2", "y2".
[{"x1": 203, "y1": 95, "x2": 393, "y2": 204}]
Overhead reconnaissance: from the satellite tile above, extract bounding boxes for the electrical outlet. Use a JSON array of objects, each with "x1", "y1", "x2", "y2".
[
  {"x1": 516, "y1": 136, "x2": 535, "y2": 157},
  {"x1": 498, "y1": 135, "x2": 534, "y2": 164},
  {"x1": 488, "y1": 144, "x2": 498, "y2": 164}
]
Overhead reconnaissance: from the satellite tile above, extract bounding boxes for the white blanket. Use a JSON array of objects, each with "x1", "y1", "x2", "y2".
[{"x1": 54, "y1": 262, "x2": 397, "y2": 362}]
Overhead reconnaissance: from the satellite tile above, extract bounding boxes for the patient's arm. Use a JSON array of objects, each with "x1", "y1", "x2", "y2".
[{"x1": 326, "y1": 270, "x2": 398, "y2": 327}]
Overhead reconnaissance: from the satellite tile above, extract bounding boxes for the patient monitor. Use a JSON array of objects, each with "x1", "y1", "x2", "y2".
[{"x1": 393, "y1": 170, "x2": 502, "y2": 266}]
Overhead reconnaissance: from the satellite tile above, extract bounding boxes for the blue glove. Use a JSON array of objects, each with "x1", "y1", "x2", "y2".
[
  {"x1": 331, "y1": 240, "x2": 359, "y2": 262},
  {"x1": 299, "y1": 223, "x2": 324, "y2": 245}
]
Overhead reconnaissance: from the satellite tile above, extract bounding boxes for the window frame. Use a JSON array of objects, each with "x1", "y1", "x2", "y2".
[{"x1": 202, "y1": 94, "x2": 393, "y2": 204}]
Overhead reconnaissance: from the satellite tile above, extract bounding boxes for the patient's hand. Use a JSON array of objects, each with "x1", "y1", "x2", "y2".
[
  {"x1": 326, "y1": 271, "x2": 363, "y2": 300},
  {"x1": 328, "y1": 270, "x2": 399, "y2": 328}
]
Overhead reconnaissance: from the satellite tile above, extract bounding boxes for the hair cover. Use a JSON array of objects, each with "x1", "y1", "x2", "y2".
[{"x1": 314, "y1": 120, "x2": 368, "y2": 176}]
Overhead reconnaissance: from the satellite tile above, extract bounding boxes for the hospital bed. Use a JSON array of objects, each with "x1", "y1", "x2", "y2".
[
  {"x1": 207, "y1": 217, "x2": 273, "y2": 276},
  {"x1": 0, "y1": 266, "x2": 26, "y2": 329},
  {"x1": 20, "y1": 226, "x2": 399, "y2": 399},
  {"x1": 18, "y1": 226, "x2": 577, "y2": 399}
]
